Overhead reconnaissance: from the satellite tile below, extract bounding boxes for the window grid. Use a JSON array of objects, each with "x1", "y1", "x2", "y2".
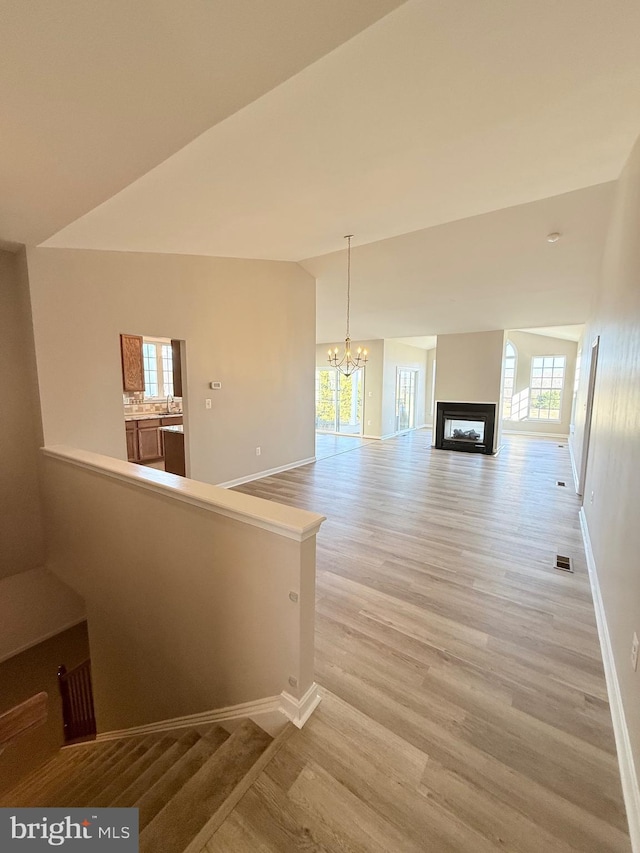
[
  {"x1": 529, "y1": 355, "x2": 565, "y2": 421},
  {"x1": 143, "y1": 343, "x2": 159, "y2": 397},
  {"x1": 143, "y1": 340, "x2": 173, "y2": 399},
  {"x1": 162, "y1": 345, "x2": 174, "y2": 397}
]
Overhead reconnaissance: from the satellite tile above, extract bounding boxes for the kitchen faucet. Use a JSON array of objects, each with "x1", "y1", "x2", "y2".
[{"x1": 166, "y1": 394, "x2": 174, "y2": 413}]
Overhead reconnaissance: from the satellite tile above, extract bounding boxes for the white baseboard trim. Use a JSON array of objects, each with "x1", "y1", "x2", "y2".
[
  {"x1": 93, "y1": 683, "x2": 322, "y2": 743},
  {"x1": 502, "y1": 429, "x2": 569, "y2": 439},
  {"x1": 579, "y1": 508, "x2": 640, "y2": 852},
  {"x1": 280, "y1": 682, "x2": 322, "y2": 729},
  {"x1": 216, "y1": 456, "x2": 316, "y2": 489}
]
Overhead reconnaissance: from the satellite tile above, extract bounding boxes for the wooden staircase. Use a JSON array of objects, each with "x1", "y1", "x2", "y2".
[{"x1": 0, "y1": 718, "x2": 283, "y2": 853}]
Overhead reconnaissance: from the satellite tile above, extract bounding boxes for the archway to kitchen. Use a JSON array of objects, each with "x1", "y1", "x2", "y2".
[{"x1": 120, "y1": 334, "x2": 189, "y2": 477}]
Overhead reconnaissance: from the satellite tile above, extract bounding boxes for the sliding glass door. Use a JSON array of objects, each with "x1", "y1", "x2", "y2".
[{"x1": 315, "y1": 368, "x2": 363, "y2": 434}]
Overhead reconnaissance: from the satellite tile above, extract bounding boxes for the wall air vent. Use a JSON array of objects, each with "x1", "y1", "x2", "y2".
[{"x1": 555, "y1": 555, "x2": 573, "y2": 573}]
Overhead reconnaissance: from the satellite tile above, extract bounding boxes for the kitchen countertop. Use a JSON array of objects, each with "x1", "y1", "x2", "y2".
[
  {"x1": 124, "y1": 413, "x2": 183, "y2": 422},
  {"x1": 159, "y1": 424, "x2": 184, "y2": 433}
]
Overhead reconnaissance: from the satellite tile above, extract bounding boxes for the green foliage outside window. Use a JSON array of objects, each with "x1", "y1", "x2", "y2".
[
  {"x1": 531, "y1": 390, "x2": 561, "y2": 411},
  {"x1": 316, "y1": 369, "x2": 362, "y2": 429}
]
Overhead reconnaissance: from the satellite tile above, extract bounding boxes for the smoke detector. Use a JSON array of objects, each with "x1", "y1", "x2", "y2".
[{"x1": 547, "y1": 232, "x2": 561, "y2": 243}]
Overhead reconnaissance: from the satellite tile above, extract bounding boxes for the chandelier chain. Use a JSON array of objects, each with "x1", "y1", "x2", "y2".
[
  {"x1": 346, "y1": 234, "x2": 351, "y2": 340},
  {"x1": 327, "y1": 234, "x2": 368, "y2": 378}
]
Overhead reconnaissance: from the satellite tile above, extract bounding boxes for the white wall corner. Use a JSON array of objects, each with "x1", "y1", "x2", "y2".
[
  {"x1": 579, "y1": 508, "x2": 640, "y2": 852},
  {"x1": 279, "y1": 682, "x2": 322, "y2": 729}
]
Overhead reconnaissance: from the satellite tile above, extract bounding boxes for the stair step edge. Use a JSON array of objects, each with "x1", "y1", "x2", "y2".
[
  {"x1": 139, "y1": 719, "x2": 276, "y2": 853},
  {"x1": 181, "y1": 721, "x2": 295, "y2": 853}
]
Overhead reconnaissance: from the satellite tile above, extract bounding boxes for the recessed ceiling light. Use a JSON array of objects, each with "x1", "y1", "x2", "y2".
[{"x1": 547, "y1": 232, "x2": 561, "y2": 243}]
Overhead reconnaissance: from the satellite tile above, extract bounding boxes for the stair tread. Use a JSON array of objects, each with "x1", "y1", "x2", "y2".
[
  {"x1": 89, "y1": 735, "x2": 178, "y2": 806},
  {"x1": 1, "y1": 739, "x2": 120, "y2": 806},
  {"x1": 109, "y1": 729, "x2": 201, "y2": 808},
  {"x1": 45, "y1": 737, "x2": 153, "y2": 806},
  {"x1": 62, "y1": 734, "x2": 173, "y2": 808},
  {"x1": 140, "y1": 719, "x2": 272, "y2": 853},
  {"x1": 136, "y1": 726, "x2": 230, "y2": 831}
]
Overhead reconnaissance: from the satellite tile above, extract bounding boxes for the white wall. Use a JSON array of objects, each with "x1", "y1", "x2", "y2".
[
  {"x1": 572, "y1": 133, "x2": 640, "y2": 845},
  {"x1": 0, "y1": 250, "x2": 44, "y2": 578},
  {"x1": 434, "y1": 330, "x2": 505, "y2": 405},
  {"x1": 0, "y1": 249, "x2": 86, "y2": 661},
  {"x1": 424, "y1": 348, "x2": 437, "y2": 427},
  {"x1": 0, "y1": 568, "x2": 86, "y2": 664},
  {"x1": 434, "y1": 330, "x2": 505, "y2": 449},
  {"x1": 42, "y1": 449, "x2": 324, "y2": 732},
  {"x1": 26, "y1": 247, "x2": 316, "y2": 486},
  {"x1": 504, "y1": 330, "x2": 577, "y2": 436}
]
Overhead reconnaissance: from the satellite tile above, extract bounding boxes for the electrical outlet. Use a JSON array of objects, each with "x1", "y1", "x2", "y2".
[
  {"x1": 256, "y1": 446, "x2": 261, "y2": 456},
  {"x1": 590, "y1": 491, "x2": 594, "y2": 505},
  {"x1": 632, "y1": 633, "x2": 639, "y2": 672},
  {"x1": 205, "y1": 399, "x2": 212, "y2": 409}
]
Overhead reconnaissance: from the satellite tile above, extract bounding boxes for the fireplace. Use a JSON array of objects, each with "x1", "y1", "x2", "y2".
[{"x1": 435, "y1": 402, "x2": 496, "y2": 455}]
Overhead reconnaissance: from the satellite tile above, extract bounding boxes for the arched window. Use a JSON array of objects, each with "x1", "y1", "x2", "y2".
[{"x1": 502, "y1": 342, "x2": 516, "y2": 419}]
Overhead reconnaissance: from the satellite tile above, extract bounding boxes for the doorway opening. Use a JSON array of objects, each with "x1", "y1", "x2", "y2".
[
  {"x1": 315, "y1": 367, "x2": 364, "y2": 435},
  {"x1": 396, "y1": 368, "x2": 418, "y2": 432},
  {"x1": 120, "y1": 334, "x2": 188, "y2": 476}
]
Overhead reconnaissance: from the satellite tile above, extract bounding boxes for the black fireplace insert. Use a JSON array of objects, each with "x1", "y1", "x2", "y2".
[{"x1": 435, "y1": 402, "x2": 496, "y2": 455}]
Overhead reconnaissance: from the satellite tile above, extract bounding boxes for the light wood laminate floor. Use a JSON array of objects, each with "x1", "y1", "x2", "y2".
[{"x1": 206, "y1": 431, "x2": 630, "y2": 852}]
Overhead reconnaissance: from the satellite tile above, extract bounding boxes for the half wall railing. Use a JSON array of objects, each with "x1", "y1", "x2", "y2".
[{"x1": 40, "y1": 446, "x2": 325, "y2": 736}]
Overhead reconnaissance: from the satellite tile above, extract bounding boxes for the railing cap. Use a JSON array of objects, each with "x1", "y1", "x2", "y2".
[{"x1": 42, "y1": 446, "x2": 325, "y2": 542}]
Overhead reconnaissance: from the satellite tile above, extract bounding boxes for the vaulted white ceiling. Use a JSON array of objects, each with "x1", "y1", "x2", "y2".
[
  {"x1": 0, "y1": 0, "x2": 404, "y2": 246},
  {"x1": 2, "y1": 0, "x2": 640, "y2": 340},
  {"x1": 307, "y1": 183, "x2": 613, "y2": 342}
]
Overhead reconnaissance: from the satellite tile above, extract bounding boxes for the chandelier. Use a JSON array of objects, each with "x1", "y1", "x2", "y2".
[{"x1": 328, "y1": 235, "x2": 368, "y2": 377}]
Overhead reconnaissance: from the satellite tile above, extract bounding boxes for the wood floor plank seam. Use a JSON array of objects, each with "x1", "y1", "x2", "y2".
[{"x1": 213, "y1": 432, "x2": 631, "y2": 852}]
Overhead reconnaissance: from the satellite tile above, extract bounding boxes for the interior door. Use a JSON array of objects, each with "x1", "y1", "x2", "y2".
[{"x1": 578, "y1": 336, "x2": 599, "y2": 498}]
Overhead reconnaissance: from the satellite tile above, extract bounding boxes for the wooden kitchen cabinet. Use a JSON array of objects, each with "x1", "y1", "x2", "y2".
[
  {"x1": 125, "y1": 416, "x2": 183, "y2": 464},
  {"x1": 120, "y1": 334, "x2": 145, "y2": 392},
  {"x1": 125, "y1": 421, "x2": 136, "y2": 462},
  {"x1": 137, "y1": 419, "x2": 162, "y2": 461}
]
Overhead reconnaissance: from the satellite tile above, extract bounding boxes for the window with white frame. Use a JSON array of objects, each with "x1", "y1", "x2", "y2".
[
  {"x1": 502, "y1": 342, "x2": 516, "y2": 419},
  {"x1": 529, "y1": 355, "x2": 565, "y2": 420},
  {"x1": 143, "y1": 340, "x2": 174, "y2": 399}
]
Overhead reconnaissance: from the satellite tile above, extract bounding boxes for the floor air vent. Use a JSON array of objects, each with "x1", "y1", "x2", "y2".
[
  {"x1": 556, "y1": 480, "x2": 566, "y2": 487},
  {"x1": 555, "y1": 555, "x2": 573, "y2": 573}
]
